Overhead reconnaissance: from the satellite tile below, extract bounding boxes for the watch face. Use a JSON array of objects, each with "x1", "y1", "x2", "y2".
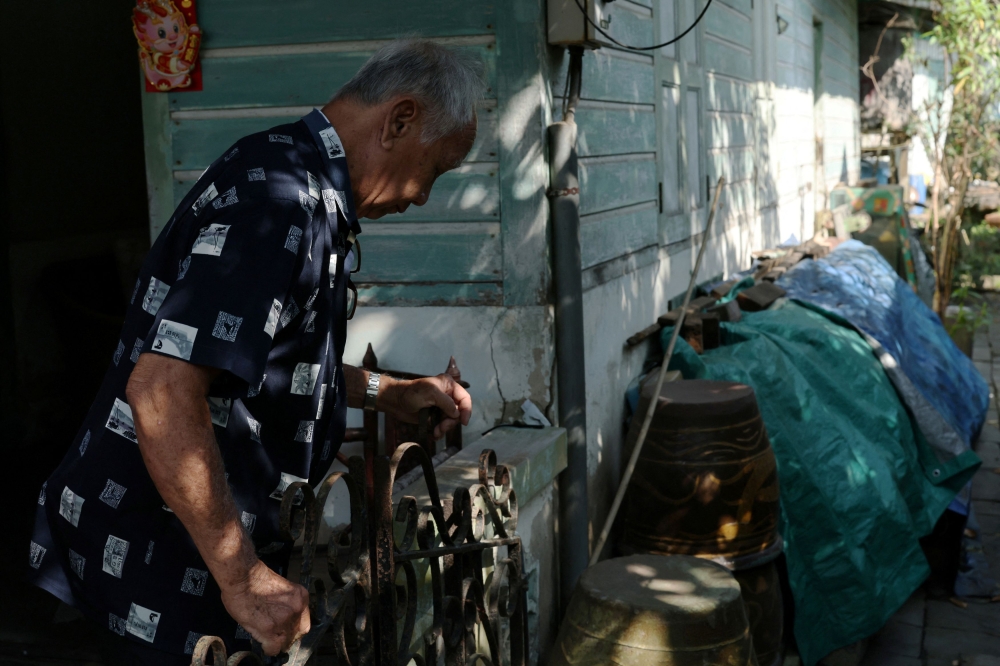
[{"x1": 364, "y1": 373, "x2": 380, "y2": 411}]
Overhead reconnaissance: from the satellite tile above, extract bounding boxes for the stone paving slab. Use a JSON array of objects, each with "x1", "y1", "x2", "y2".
[
  {"x1": 926, "y1": 599, "x2": 1000, "y2": 638},
  {"x1": 892, "y1": 590, "x2": 926, "y2": 627},
  {"x1": 979, "y1": 424, "x2": 1000, "y2": 445},
  {"x1": 969, "y1": 508, "x2": 1000, "y2": 596},
  {"x1": 976, "y1": 506, "x2": 1000, "y2": 531},
  {"x1": 976, "y1": 441, "x2": 1000, "y2": 467},
  {"x1": 862, "y1": 619, "x2": 923, "y2": 659},
  {"x1": 975, "y1": 499, "x2": 1000, "y2": 518},
  {"x1": 972, "y1": 469, "x2": 1000, "y2": 502},
  {"x1": 925, "y1": 626, "x2": 1000, "y2": 661},
  {"x1": 857, "y1": 654, "x2": 921, "y2": 666}
]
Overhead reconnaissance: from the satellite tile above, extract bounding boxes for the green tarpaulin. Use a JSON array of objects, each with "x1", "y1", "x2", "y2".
[{"x1": 663, "y1": 301, "x2": 980, "y2": 665}]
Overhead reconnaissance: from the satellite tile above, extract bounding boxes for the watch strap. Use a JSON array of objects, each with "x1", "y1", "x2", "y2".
[{"x1": 363, "y1": 372, "x2": 381, "y2": 411}]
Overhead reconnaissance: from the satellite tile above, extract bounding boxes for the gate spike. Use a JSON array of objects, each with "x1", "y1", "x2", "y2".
[
  {"x1": 363, "y1": 343, "x2": 378, "y2": 370},
  {"x1": 445, "y1": 356, "x2": 461, "y2": 382}
]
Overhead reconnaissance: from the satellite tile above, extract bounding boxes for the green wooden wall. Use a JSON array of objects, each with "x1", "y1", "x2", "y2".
[
  {"x1": 552, "y1": 0, "x2": 768, "y2": 284},
  {"x1": 544, "y1": 0, "x2": 860, "y2": 288},
  {"x1": 552, "y1": 3, "x2": 659, "y2": 274},
  {"x1": 142, "y1": 0, "x2": 859, "y2": 306},
  {"x1": 142, "y1": 0, "x2": 552, "y2": 308}
]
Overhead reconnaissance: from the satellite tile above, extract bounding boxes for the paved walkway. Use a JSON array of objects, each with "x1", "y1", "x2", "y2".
[{"x1": 849, "y1": 295, "x2": 1000, "y2": 666}]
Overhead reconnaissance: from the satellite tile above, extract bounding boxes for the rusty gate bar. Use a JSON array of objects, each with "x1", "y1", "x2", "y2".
[
  {"x1": 372, "y1": 454, "x2": 398, "y2": 665},
  {"x1": 191, "y1": 444, "x2": 529, "y2": 666}
]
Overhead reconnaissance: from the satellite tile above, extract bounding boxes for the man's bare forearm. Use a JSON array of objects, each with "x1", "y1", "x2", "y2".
[
  {"x1": 127, "y1": 355, "x2": 258, "y2": 592},
  {"x1": 342, "y1": 364, "x2": 471, "y2": 440}
]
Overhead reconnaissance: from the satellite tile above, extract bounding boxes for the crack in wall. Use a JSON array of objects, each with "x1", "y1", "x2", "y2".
[
  {"x1": 489, "y1": 311, "x2": 509, "y2": 421},
  {"x1": 546, "y1": 346, "x2": 557, "y2": 426}
]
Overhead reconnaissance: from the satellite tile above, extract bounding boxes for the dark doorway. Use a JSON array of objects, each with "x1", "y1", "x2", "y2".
[{"x1": 1, "y1": 0, "x2": 149, "y2": 659}]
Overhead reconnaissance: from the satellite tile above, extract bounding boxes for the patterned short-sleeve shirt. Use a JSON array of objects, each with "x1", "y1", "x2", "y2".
[{"x1": 28, "y1": 110, "x2": 361, "y2": 656}]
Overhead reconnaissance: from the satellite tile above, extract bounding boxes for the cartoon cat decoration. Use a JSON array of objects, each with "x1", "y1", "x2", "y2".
[{"x1": 132, "y1": 0, "x2": 203, "y2": 92}]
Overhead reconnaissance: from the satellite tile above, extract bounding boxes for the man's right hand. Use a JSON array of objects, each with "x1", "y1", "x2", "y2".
[{"x1": 220, "y1": 560, "x2": 311, "y2": 656}]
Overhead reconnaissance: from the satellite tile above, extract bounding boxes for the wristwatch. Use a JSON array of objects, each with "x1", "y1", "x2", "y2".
[{"x1": 363, "y1": 372, "x2": 381, "y2": 412}]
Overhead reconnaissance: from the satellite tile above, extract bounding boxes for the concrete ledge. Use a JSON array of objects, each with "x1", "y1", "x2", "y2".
[{"x1": 392, "y1": 426, "x2": 568, "y2": 506}]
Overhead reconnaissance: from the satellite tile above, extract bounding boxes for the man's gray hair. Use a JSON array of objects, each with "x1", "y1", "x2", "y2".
[{"x1": 334, "y1": 40, "x2": 487, "y2": 143}]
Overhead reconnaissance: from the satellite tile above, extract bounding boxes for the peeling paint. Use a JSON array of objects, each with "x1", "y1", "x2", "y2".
[
  {"x1": 528, "y1": 346, "x2": 549, "y2": 408},
  {"x1": 488, "y1": 310, "x2": 509, "y2": 419}
]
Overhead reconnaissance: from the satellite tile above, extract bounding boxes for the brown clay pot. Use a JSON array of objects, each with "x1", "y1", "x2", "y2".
[
  {"x1": 620, "y1": 379, "x2": 781, "y2": 567},
  {"x1": 550, "y1": 555, "x2": 758, "y2": 665},
  {"x1": 734, "y1": 561, "x2": 784, "y2": 666}
]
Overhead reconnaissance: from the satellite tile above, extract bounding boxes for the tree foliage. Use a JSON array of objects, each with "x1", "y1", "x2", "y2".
[{"x1": 909, "y1": 0, "x2": 1000, "y2": 316}]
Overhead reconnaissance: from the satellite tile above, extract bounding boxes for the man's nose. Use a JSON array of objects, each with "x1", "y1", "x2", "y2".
[{"x1": 414, "y1": 191, "x2": 429, "y2": 207}]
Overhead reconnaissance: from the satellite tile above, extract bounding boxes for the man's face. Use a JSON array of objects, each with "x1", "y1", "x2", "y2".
[{"x1": 359, "y1": 113, "x2": 476, "y2": 220}]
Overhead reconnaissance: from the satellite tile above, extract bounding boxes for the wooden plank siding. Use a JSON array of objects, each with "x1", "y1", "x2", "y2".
[
  {"x1": 193, "y1": 1, "x2": 496, "y2": 47},
  {"x1": 142, "y1": 1, "x2": 526, "y2": 307},
  {"x1": 357, "y1": 222, "x2": 502, "y2": 283},
  {"x1": 171, "y1": 103, "x2": 500, "y2": 171},
  {"x1": 596, "y1": 0, "x2": 656, "y2": 48},
  {"x1": 701, "y1": 0, "x2": 756, "y2": 243},
  {"x1": 579, "y1": 153, "x2": 658, "y2": 217},
  {"x1": 771, "y1": 0, "x2": 859, "y2": 218},
  {"x1": 556, "y1": 0, "x2": 860, "y2": 282},
  {"x1": 169, "y1": 43, "x2": 498, "y2": 111},
  {"x1": 552, "y1": 2, "x2": 659, "y2": 273},
  {"x1": 173, "y1": 163, "x2": 501, "y2": 223},
  {"x1": 142, "y1": 0, "x2": 862, "y2": 304},
  {"x1": 552, "y1": 49, "x2": 656, "y2": 105},
  {"x1": 818, "y1": 0, "x2": 860, "y2": 194},
  {"x1": 573, "y1": 102, "x2": 657, "y2": 157}
]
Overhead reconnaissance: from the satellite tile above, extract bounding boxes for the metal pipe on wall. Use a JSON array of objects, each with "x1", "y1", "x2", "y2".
[{"x1": 549, "y1": 45, "x2": 590, "y2": 612}]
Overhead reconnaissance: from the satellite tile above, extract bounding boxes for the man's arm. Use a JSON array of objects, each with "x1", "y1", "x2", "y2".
[
  {"x1": 126, "y1": 354, "x2": 309, "y2": 656},
  {"x1": 342, "y1": 364, "x2": 472, "y2": 439}
]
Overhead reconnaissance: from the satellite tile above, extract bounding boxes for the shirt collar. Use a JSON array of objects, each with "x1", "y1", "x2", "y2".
[{"x1": 302, "y1": 109, "x2": 362, "y2": 235}]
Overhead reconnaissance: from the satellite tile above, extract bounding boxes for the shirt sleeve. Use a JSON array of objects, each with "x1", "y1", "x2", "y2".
[{"x1": 142, "y1": 196, "x2": 306, "y2": 389}]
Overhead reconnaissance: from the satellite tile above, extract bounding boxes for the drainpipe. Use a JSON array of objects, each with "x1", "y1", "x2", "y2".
[{"x1": 549, "y1": 45, "x2": 589, "y2": 612}]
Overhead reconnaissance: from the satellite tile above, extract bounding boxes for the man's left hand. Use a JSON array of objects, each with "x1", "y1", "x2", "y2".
[{"x1": 377, "y1": 374, "x2": 472, "y2": 439}]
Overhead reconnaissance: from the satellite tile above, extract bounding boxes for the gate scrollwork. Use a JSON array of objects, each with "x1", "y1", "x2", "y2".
[{"x1": 192, "y1": 446, "x2": 529, "y2": 666}]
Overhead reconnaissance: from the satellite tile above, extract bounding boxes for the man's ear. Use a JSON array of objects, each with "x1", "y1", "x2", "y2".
[{"x1": 380, "y1": 98, "x2": 420, "y2": 150}]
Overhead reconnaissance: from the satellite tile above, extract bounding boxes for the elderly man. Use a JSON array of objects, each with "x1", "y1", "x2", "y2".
[{"x1": 28, "y1": 40, "x2": 481, "y2": 663}]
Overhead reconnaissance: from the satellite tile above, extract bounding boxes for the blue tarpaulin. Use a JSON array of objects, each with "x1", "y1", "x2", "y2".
[{"x1": 778, "y1": 240, "x2": 989, "y2": 511}]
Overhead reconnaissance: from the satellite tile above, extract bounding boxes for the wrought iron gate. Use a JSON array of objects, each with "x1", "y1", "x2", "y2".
[{"x1": 192, "y1": 444, "x2": 529, "y2": 666}]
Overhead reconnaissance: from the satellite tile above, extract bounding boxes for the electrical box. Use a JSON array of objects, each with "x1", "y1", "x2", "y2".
[{"x1": 547, "y1": 0, "x2": 619, "y2": 48}]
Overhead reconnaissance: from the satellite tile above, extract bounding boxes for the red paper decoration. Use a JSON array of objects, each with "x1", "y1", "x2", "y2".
[{"x1": 132, "y1": 0, "x2": 203, "y2": 92}]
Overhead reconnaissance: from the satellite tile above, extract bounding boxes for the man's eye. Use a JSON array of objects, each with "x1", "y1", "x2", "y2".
[{"x1": 157, "y1": 28, "x2": 166, "y2": 38}]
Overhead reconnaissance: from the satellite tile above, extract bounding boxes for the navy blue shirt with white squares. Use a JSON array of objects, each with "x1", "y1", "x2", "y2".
[{"x1": 28, "y1": 110, "x2": 361, "y2": 657}]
